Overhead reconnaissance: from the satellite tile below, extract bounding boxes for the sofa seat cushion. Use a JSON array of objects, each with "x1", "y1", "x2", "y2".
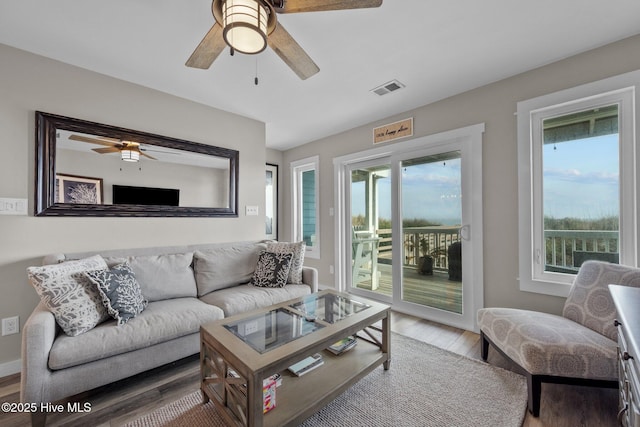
[
  {"x1": 199, "y1": 284, "x2": 311, "y2": 316},
  {"x1": 477, "y1": 307, "x2": 617, "y2": 380},
  {"x1": 48, "y1": 298, "x2": 224, "y2": 370}
]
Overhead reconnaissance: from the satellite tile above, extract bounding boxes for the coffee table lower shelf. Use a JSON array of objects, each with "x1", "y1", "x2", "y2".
[
  {"x1": 201, "y1": 337, "x2": 389, "y2": 427},
  {"x1": 265, "y1": 339, "x2": 388, "y2": 427}
]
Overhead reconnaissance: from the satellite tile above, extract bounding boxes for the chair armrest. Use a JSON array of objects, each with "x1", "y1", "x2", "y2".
[
  {"x1": 302, "y1": 266, "x2": 318, "y2": 293},
  {"x1": 20, "y1": 302, "x2": 57, "y2": 404}
]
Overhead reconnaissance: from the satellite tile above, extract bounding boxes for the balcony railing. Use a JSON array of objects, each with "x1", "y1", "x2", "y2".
[
  {"x1": 368, "y1": 227, "x2": 618, "y2": 274},
  {"x1": 544, "y1": 229, "x2": 619, "y2": 272},
  {"x1": 374, "y1": 226, "x2": 461, "y2": 271}
]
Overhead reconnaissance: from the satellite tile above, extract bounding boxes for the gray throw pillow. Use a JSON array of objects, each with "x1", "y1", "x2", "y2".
[
  {"x1": 85, "y1": 262, "x2": 148, "y2": 325},
  {"x1": 27, "y1": 255, "x2": 110, "y2": 336},
  {"x1": 266, "y1": 241, "x2": 306, "y2": 284},
  {"x1": 250, "y1": 251, "x2": 293, "y2": 288}
]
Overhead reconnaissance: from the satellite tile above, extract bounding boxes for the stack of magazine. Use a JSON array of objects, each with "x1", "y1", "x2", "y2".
[{"x1": 327, "y1": 336, "x2": 357, "y2": 355}]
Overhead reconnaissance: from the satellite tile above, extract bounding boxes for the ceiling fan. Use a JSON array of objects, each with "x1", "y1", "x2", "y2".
[
  {"x1": 185, "y1": 0, "x2": 383, "y2": 80},
  {"x1": 69, "y1": 134, "x2": 158, "y2": 162}
]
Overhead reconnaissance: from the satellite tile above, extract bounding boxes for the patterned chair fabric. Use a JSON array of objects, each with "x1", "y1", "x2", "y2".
[
  {"x1": 563, "y1": 261, "x2": 640, "y2": 340},
  {"x1": 477, "y1": 260, "x2": 640, "y2": 417}
]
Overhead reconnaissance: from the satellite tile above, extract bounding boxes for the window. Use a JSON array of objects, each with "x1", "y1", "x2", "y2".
[
  {"x1": 291, "y1": 156, "x2": 320, "y2": 258},
  {"x1": 518, "y1": 72, "x2": 639, "y2": 297}
]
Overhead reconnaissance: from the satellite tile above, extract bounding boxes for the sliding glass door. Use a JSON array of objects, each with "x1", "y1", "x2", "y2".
[
  {"x1": 339, "y1": 124, "x2": 483, "y2": 330},
  {"x1": 400, "y1": 151, "x2": 463, "y2": 314},
  {"x1": 349, "y1": 160, "x2": 393, "y2": 301}
]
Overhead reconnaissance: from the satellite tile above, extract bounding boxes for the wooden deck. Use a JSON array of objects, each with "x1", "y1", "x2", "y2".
[{"x1": 355, "y1": 263, "x2": 462, "y2": 314}]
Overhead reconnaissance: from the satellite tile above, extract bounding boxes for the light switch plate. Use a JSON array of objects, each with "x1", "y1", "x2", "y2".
[
  {"x1": 0, "y1": 198, "x2": 27, "y2": 215},
  {"x1": 246, "y1": 205, "x2": 259, "y2": 216}
]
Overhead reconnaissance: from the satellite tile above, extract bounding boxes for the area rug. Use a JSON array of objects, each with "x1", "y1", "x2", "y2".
[{"x1": 124, "y1": 333, "x2": 527, "y2": 427}]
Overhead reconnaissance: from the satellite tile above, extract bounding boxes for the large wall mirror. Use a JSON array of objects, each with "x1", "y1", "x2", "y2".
[{"x1": 35, "y1": 111, "x2": 238, "y2": 217}]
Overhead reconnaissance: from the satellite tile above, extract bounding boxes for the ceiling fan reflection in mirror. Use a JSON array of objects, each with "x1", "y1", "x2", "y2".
[
  {"x1": 68, "y1": 134, "x2": 159, "y2": 162},
  {"x1": 185, "y1": 0, "x2": 383, "y2": 80}
]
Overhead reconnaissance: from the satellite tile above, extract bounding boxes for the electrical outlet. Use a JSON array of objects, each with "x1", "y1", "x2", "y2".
[{"x1": 2, "y1": 316, "x2": 19, "y2": 336}]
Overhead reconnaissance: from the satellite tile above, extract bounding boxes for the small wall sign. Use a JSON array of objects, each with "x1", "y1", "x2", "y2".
[{"x1": 373, "y1": 118, "x2": 413, "y2": 144}]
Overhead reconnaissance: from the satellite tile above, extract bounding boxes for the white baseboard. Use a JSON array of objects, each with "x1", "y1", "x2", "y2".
[{"x1": 0, "y1": 359, "x2": 21, "y2": 377}]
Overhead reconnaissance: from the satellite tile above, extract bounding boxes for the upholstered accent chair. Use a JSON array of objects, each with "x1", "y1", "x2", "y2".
[{"x1": 478, "y1": 261, "x2": 640, "y2": 416}]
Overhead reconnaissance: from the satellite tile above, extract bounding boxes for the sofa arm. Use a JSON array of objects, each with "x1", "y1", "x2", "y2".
[
  {"x1": 21, "y1": 302, "x2": 57, "y2": 405},
  {"x1": 302, "y1": 267, "x2": 318, "y2": 293}
]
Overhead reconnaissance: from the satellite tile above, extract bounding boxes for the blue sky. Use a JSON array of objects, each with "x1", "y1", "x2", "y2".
[
  {"x1": 352, "y1": 133, "x2": 619, "y2": 226},
  {"x1": 543, "y1": 134, "x2": 619, "y2": 219},
  {"x1": 352, "y1": 157, "x2": 463, "y2": 225}
]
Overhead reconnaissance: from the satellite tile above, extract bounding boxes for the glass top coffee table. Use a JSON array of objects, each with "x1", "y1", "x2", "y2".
[{"x1": 200, "y1": 289, "x2": 391, "y2": 427}]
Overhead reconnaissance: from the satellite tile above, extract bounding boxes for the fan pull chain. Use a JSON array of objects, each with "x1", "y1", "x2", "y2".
[{"x1": 255, "y1": 57, "x2": 259, "y2": 86}]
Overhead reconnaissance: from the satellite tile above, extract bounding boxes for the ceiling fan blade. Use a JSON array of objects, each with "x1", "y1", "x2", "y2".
[
  {"x1": 69, "y1": 134, "x2": 119, "y2": 147},
  {"x1": 140, "y1": 152, "x2": 157, "y2": 160},
  {"x1": 275, "y1": 0, "x2": 382, "y2": 13},
  {"x1": 268, "y1": 24, "x2": 319, "y2": 80},
  {"x1": 185, "y1": 23, "x2": 227, "y2": 69},
  {"x1": 92, "y1": 147, "x2": 120, "y2": 154}
]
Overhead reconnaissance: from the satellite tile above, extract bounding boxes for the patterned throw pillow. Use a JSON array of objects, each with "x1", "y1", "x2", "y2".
[
  {"x1": 266, "y1": 241, "x2": 306, "y2": 284},
  {"x1": 250, "y1": 251, "x2": 293, "y2": 288},
  {"x1": 27, "y1": 255, "x2": 110, "y2": 336},
  {"x1": 85, "y1": 262, "x2": 148, "y2": 325}
]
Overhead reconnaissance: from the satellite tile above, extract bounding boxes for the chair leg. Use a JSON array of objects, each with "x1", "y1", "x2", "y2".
[
  {"x1": 526, "y1": 374, "x2": 542, "y2": 417},
  {"x1": 480, "y1": 331, "x2": 489, "y2": 361}
]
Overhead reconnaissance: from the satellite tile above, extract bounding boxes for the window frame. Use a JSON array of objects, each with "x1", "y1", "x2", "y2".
[
  {"x1": 291, "y1": 155, "x2": 320, "y2": 259},
  {"x1": 517, "y1": 72, "x2": 639, "y2": 297}
]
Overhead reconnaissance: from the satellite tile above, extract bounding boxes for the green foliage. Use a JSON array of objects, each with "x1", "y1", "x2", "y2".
[
  {"x1": 544, "y1": 216, "x2": 619, "y2": 231},
  {"x1": 352, "y1": 214, "x2": 366, "y2": 227},
  {"x1": 402, "y1": 218, "x2": 441, "y2": 228},
  {"x1": 352, "y1": 217, "x2": 441, "y2": 230}
]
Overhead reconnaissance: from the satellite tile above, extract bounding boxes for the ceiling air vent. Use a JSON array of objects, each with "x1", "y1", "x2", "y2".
[{"x1": 371, "y1": 80, "x2": 405, "y2": 96}]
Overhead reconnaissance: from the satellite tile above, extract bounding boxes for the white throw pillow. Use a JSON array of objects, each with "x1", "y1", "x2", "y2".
[{"x1": 27, "y1": 255, "x2": 110, "y2": 336}]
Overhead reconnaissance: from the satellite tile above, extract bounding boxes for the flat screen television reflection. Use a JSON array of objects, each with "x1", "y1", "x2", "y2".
[{"x1": 112, "y1": 185, "x2": 179, "y2": 206}]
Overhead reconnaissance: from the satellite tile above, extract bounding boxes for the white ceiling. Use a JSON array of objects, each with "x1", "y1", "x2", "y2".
[{"x1": 1, "y1": 1, "x2": 640, "y2": 150}]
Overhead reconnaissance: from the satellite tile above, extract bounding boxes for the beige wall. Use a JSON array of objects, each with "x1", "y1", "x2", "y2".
[
  {"x1": 282, "y1": 34, "x2": 640, "y2": 315},
  {"x1": 0, "y1": 44, "x2": 266, "y2": 369}
]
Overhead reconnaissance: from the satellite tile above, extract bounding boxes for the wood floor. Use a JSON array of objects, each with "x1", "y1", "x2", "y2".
[
  {"x1": 356, "y1": 264, "x2": 463, "y2": 313},
  {"x1": 0, "y1": 311, "x2": 617, "y2": 427}
]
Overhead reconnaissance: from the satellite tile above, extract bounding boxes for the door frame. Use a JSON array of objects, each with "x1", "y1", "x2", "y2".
[{"x1": 333, "y1": 124, "x2": 484, "y2": 331}]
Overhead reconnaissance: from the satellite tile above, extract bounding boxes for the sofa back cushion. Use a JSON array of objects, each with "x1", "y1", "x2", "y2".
[
  {"x1": 106, "y1": 253, "x2": 197, "y2": 302},
  {"x1": 563, "y1": 260, "x2": 640, "y2": 341},
  {"x1": 194, "y1": 242, "x2": 267, "y2": 296}
]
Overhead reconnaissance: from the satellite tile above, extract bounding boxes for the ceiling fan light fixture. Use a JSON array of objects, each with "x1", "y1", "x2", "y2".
[
  {"x1": 121, "y1": 148, "x2": 140, "y2": 162},
  {"x1": 222, "y1": 0, "x2": 269, "y2": 54}
]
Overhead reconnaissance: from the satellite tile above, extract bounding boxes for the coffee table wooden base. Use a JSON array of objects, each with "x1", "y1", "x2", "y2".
[{"x1": 199, "y1": 291, "x2": 390, "y2": 427}]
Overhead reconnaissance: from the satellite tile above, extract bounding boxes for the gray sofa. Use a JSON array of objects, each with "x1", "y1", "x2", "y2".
[{"x1": 21, "y1": 240, "x2": 317, "y2": 426}]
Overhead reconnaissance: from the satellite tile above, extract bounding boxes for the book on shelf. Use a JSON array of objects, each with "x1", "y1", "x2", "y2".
[
  {"x1": 287, "y1": 353, "x2": 324, "y2": 377},
  {"x1": 327, "y1": 336, "x2": 358, "y2": 355}
]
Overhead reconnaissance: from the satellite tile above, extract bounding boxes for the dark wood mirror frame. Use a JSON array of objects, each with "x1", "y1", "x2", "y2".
[{"x1": 35, "y1": 111, "x2": 239, "y2": 217}]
